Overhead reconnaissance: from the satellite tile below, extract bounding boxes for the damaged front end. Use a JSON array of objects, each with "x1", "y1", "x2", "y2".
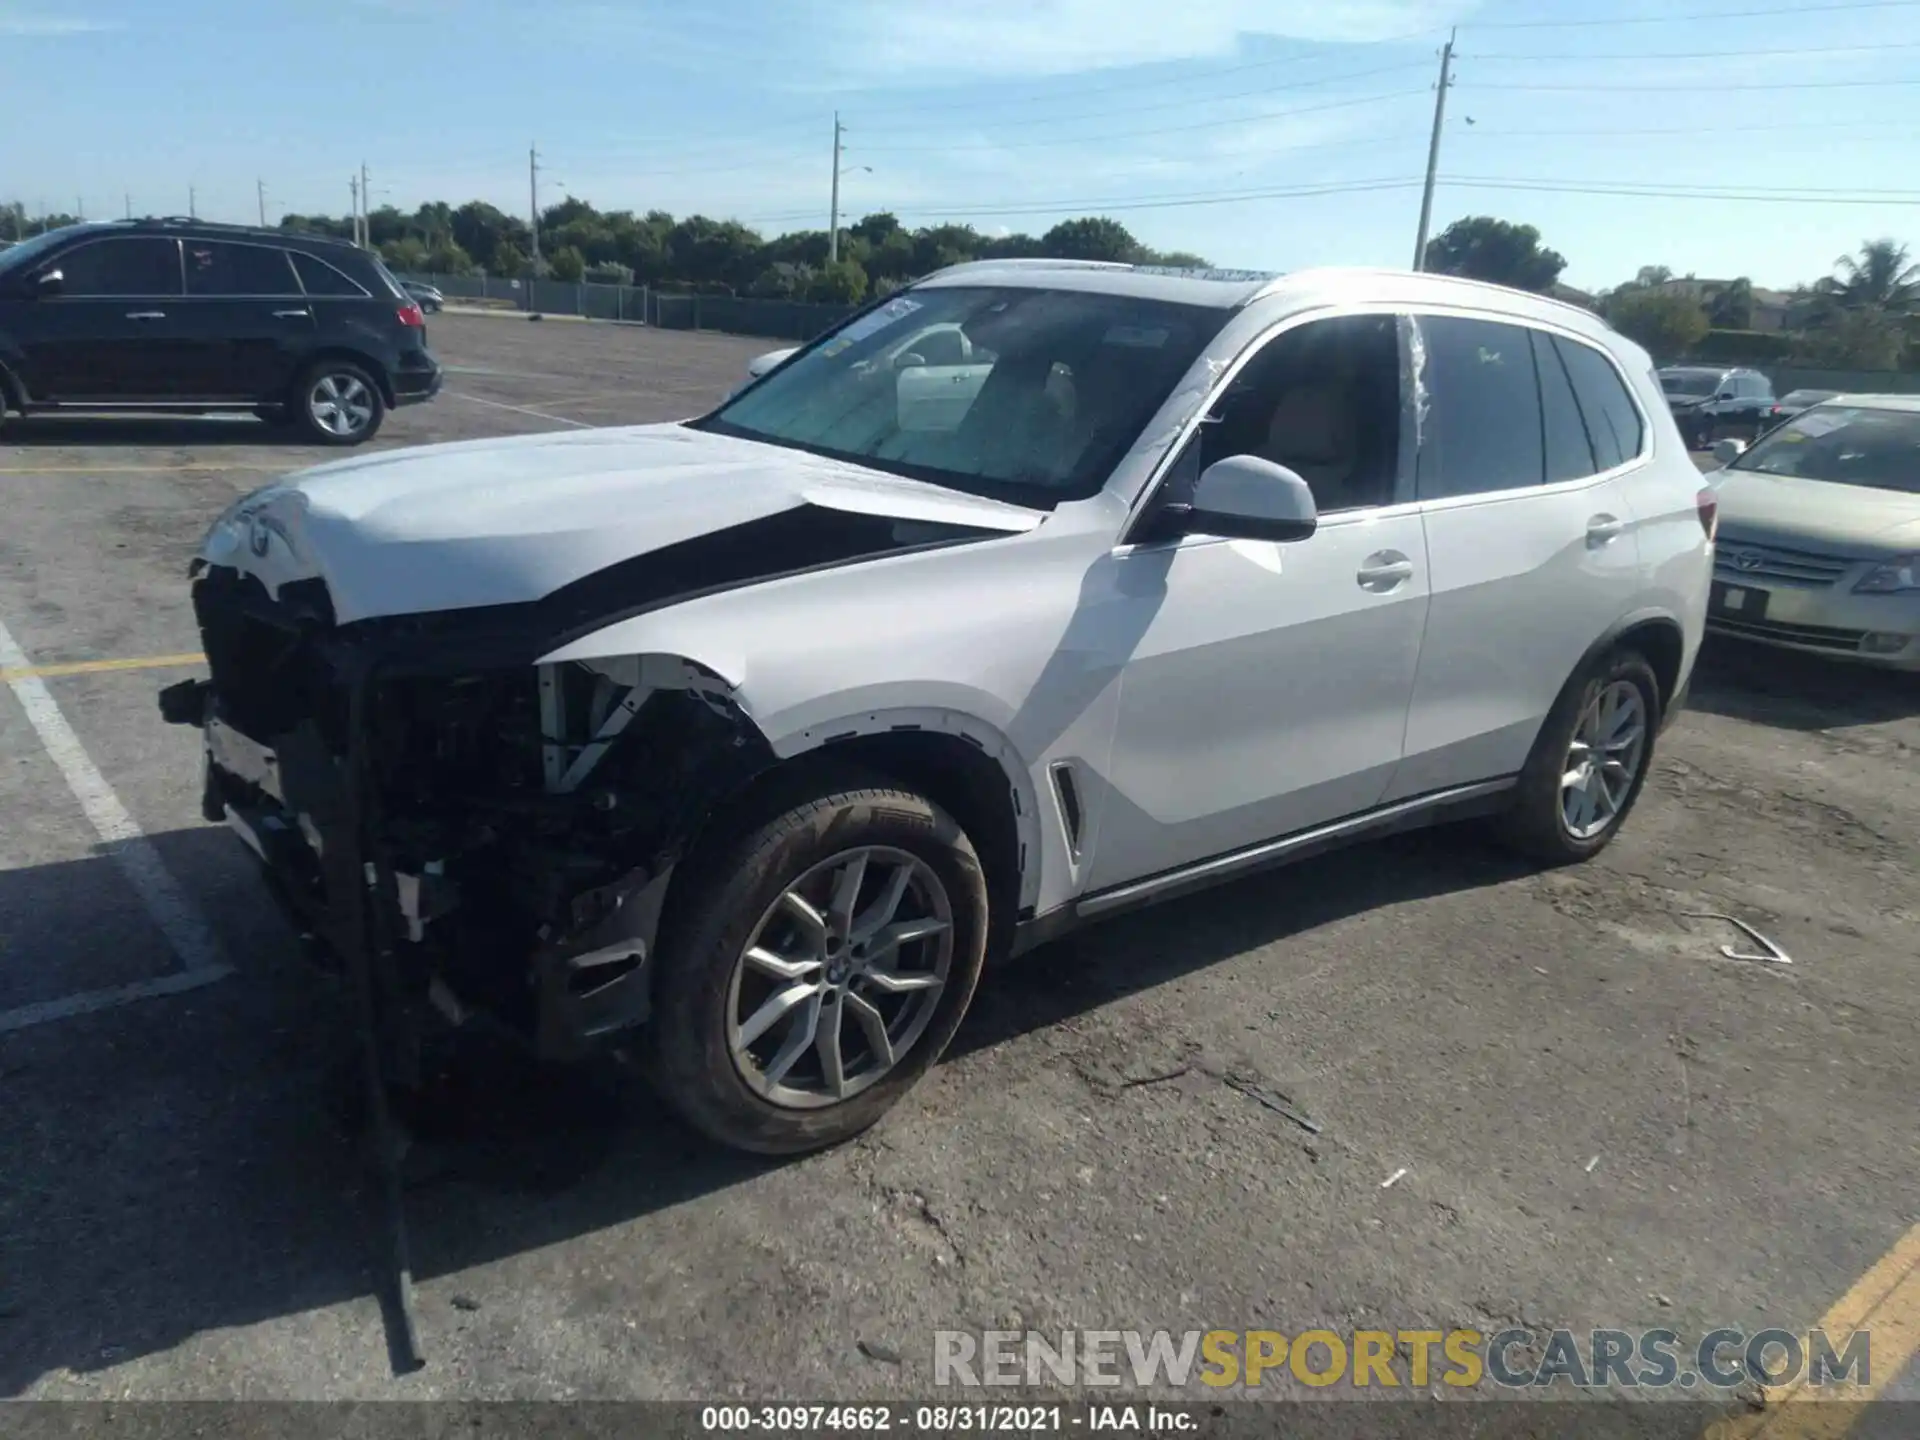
[{"x1": 161, "y1": 562, "x2": 775, "y2": 1062}]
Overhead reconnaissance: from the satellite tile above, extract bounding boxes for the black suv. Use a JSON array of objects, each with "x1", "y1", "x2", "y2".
[
  {"x1": 1656, "y1": 365, "x2": 1775, "y2": 450},
  {"x1": 0, "y1": 218, "x2": 441, "y2": 445}
]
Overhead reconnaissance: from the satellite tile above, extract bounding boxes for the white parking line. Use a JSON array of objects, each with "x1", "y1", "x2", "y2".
[
  {"x1": 0, "y1": 615, "x2": 229, "y2": 1032},
  {"x1": 444, "y1": 391, "x2": 594, "y2": 428}
]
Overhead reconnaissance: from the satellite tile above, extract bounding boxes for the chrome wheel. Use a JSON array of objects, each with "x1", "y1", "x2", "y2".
[
  {"x1": 308, "y1": 373, "x2": 375, "y2": 437},
  {"x1": 1561, "y1": 680, "x2": 1648, "y2": 840},
  {"x1": 726, "y1": 845, "x2": 953, "y2": 1110}
]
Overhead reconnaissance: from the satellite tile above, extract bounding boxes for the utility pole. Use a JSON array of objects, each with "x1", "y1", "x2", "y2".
[
  {"x1": 528, "y1": 143, "x2": 543, "y2": 272},
  {"x1": 257, "y1": 179, "x2": 268, "y2": 228},
  {"x1": 188, "y1": 184, "x2": 197, "y2": 219},
  {"x1": 124, "y1": 192, "x2": 132, "y2": 219},
  {"x1": 827, "y1": 112, "x2": 844, "y2": 265},
  {"x1": 1411, "y1": 28, "x2": 1455, "y2": 272},
  {"x1": 360, "y1": 162, "x2": 370, "y2": 247},
  {"x1": 350, "y1": 174, "x2": 361, "y2": 247},
  {"x1": 76, "y1": 196, "x2": 84, "y2": 221}
]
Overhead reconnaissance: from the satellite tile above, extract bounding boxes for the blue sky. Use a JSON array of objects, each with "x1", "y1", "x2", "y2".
[{"x1": 3, "y1": 0, "x2": 1918, "y2": 291}]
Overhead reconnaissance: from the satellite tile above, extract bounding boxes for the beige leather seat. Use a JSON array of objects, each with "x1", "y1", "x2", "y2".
[{"x1": 1260, "y1": 383, "x2": 1361, "y2": 509}]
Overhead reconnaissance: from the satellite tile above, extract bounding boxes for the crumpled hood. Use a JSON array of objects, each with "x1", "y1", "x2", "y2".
[
  {"x1": 1713, "y1": 467, "x2": 1920, "y2": 555},
  {"x1": 199, "y1": 423, "x2": 1044, "y2": 623}
]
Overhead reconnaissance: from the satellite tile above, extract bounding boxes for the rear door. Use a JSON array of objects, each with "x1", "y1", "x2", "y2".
[
  {"x1": 178, "y1": 239, "x2": 313, "y2": 400},
  {"x1": 1387, "y1": 314, "x2": 1649, "y2": 800},
  {"x1": 15, "y1": 237, "x2": 186, "y2": 400}
]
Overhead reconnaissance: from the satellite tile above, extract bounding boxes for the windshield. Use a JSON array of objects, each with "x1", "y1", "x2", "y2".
[
  {"x1": 1730, "y1": 405, "x2": 1920, "y2": 494},
  {"x1": 0, "y1": 223, "x2": 96, "y2": 275},
  {"x1": 1660, "y1": 370, "x2": 1722, "y2": 397},
  {"x1": 695, "y1": 285, "x2": 1227, "y2": 507}
]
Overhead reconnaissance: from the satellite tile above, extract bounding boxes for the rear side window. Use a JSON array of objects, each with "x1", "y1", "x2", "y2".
[
  {"x1": 1532, "y1": 330, "x2": 1597, "y2": 483},
  {"x1": 1554, "y1": 337, "x2": 1644, "y2": 469},
  {"x1": 290, "y1": 250, "x2": 369, "y2": 297},
  {"x1": 184, "y1": 240, "x2": 300, "y2": 296},
  {"x1": 55, "y1": 238, "x2": 182, "y2": 296},
  {"x1": 1414, "y1": 315, "x2": 1544, "y2": 499}
]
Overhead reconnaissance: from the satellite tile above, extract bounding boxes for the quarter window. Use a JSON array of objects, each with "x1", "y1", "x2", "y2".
[
  {"x1": 52, "y1": 238, "x2": 183, "y2": 297},
  {"x1": 290, "y1": 250, "x2": 368, "y2": 297},
  {"x1": 1554, "y1": 336, "x2": 1644, "y2": 469},
  {"x1": 184, "y1": 240, "x2": 301, "y2": 296},
  {"x1": 1414, "y1": 316, "x2": 1544, "y2": 500}
]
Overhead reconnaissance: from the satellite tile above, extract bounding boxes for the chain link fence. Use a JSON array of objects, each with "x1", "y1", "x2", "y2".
[{"x1": 396, "y1": 271, "x2": 856, "y2": 343}]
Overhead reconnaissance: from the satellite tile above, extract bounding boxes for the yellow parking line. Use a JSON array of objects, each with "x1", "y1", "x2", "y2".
[
  {"x1": 0, "y1": 651, "x2": 205, "y2": 682},
  {"x1": 1707, "y1": 1221, "x2": 1920, "y2": 1438}
]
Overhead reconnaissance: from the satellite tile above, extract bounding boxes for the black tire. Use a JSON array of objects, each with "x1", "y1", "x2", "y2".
[
  {"x1": 292, "y1": 359, "x2": 386, "y2": 446},
  {"x1": 1491, "y1": 647, "x2": 1663, "y2": 865},
  {"x1": 649, "y1": 779, "x2": 990, "y2": 1155}
]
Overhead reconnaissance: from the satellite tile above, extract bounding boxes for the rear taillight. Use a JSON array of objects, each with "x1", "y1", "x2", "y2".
[
  {"x1": 396, "y1": 302, "x2": 425, "y2": 328},
  {"x1": 1696, "y1": 486, "x2": 1719, "y2": 541}
]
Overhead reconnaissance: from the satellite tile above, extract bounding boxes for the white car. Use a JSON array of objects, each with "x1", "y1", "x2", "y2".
[{"x1": 162, "y1": 260, "x2": 1714, "y2": 1154}]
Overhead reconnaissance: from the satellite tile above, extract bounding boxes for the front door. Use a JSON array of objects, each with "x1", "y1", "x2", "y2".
[
  {"x1": 16, "y1": 236, "x2": 189, "y2": 401},
  {"x1": 1388, "y1": 315, "x2": 1649, "y2": 799},
  {"x1": 1083, "y1": 311, "x2": 1432, "y2": 893}
]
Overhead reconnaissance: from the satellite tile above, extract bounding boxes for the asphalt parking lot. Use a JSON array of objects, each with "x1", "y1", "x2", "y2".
[{"x1": 1, "y1": 313, "x2": 1915, "y2": 1422}]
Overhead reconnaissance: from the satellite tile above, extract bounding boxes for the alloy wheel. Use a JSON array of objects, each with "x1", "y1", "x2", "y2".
[
  {"x1": 308, "y1": 373, "x2": 375, "y2": 438},
  {"x1": 1560, "y1": 680, "x2": 1648, "y2": 840},
  {"x1": 725, "y1": 845, "x2": 954, "y2": 1110}
]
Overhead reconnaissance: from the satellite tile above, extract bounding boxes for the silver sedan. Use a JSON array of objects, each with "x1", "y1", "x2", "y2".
[{"x1": 1706, "y1": 395, "x2": 1920, "y2": 670}]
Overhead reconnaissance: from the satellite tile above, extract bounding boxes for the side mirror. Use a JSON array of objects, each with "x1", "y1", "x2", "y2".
[
  {"x1": 1183, "y1": 456, "x2": 1319, "y2": 542},
  {"x1": 1711, "y1": 438, "x2": 1747, "y2": 467},
  {"x1": 746, "y1": 347, "x2": 798, "y2": 380},
  {"x1": 892, "y1": 351, "x2": 927, "y2": 371},
  {"x1": 1716, "y1": 390, "x2": 1736, "y2": 402},
  {"x1": 33, "y1": 268, "x2": 63, "y2": 296}
]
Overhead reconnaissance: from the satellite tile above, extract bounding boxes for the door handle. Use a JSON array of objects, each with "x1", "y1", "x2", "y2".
[
  {"x1": 1586, "y1": 514, "x2": 1625, "y2": 547},
  {"x1": 125, "y1": 310, "x2": 166, "y2": 321},
  {"x1": 272, "y1": 308, "x2": 311, "y2": 319},
  {"x1": 1356, "y1": 551, "x2": 1415, "y2": 592}
]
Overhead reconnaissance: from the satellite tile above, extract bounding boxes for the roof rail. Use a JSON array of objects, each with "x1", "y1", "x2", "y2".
[
  {"x1": 929, "y1": 257, "x2": 1137, "y2": 277},
  {"x1": 1249, "y1": 265, "x2": 1613, "y2": 328}
]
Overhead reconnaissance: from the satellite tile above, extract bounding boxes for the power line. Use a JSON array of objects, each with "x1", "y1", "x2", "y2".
[
  {"x1": 1467, "y1": 39, "x2": 1920, "y2": 60},
  {"x1": 1461, "y1": 0, "x2": 1920, "y2": 26},
  {"x1": 1448, "y1": 173, "x2": 1920, "y2": 197},
  {"x1": 737, "y1": 177, "x2": 1428, "y2": 225},
  {"x1": 1469, "y1": 76, "x2": 1920, "y2": 91},
  {"x1": 1441, "y1": 176, "x2": 1920, "y2": 204},
  {"x1": 1454, "y1": 117, "x2": 1915, "y2": 138},
  {"x1": 856, "y1": 86, "x2": 1433, "y2": 154}
]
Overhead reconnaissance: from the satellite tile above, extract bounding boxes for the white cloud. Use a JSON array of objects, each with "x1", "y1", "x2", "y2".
[
  {"x1": 0, "y1": 12, "x2": 122, "y2": 34},
  {"x1": 820, "y1": 0, "x2": 1470, "y2": 81}
]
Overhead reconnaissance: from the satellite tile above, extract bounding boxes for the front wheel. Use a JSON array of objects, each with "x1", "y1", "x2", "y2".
[
  {"x1": 1492, "y1": 648, "x2": 1661, "y2": 864},
  {"x1": 648, "y1": 778, "x2": 990, "y2": 1155},
  {"x1": 294, "y1": 360, "x2": 385, "y2": 446}
]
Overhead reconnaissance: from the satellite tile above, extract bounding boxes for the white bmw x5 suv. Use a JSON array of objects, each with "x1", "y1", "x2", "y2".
[{"x1": 162, "y1": 261, "x2": 1714, "y2": 1154}]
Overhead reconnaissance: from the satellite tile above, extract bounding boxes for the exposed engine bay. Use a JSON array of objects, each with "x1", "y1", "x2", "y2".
[{"x1": 162, "y1": 561, "x2": 777, "y2": 1063}]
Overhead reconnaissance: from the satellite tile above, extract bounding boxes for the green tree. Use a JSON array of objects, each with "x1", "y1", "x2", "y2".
[
  {"x1": 1604, "y1": 287, "x2": 1709, "y2": 358},
  {"x1": 379, "y1": 236, "x2": 430, "y2": 272},
  {"x1": 1791, "y1": 308, "x2": 1906, "y2": 369},
  {"x1": 425, "y1": 238, "x2": 476, "y2": 275},
  {"x1": 547, "y1": 245, "x2": 586, "y2": 283},
  {"x1": 1423, "y1": 216, "x2": 1567, "y2": 293},
  {"x1": 491, "y1": 240, "x2": 528, "y2": 278},
  {"x1": 1707, "y1": 277, "x2": 1754, "y2": 329},
  {"x1": 808, "y1": 258, "x2": 869, "y2": 305},
  {"x1": 1040, "y1": 216, "x2": 1140, "y2": 263},
  {"x1": 1820, "y1": 239, "x2": 1920, "y2": 312}
]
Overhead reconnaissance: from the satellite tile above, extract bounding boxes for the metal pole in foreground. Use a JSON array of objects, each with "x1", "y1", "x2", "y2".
[
  {"x1": 1411, "y1": 28, "x2": 1455, "y2": 272},
  {"x1": 257, "y1": 179, "x2": 267, "y2": 228},
  {"x1": 827, "y1": 112, "x2": 843, "y2": 265}
]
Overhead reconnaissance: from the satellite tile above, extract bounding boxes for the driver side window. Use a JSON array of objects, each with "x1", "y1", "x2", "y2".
[{"x1": 1186, "y1": 313, "x2": 1405, "y2": 514}]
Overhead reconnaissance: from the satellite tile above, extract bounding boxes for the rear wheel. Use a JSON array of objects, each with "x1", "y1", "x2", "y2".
[
  {"x1": 294, "y1": 360, "x2": 385, "y2": 446},
  {"x1": 1492, "y1": 648, "x2": 1661, "y2": 864},
  {"x1": 648, "y1": 779, "x2": 990, "y2": 1155}
]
